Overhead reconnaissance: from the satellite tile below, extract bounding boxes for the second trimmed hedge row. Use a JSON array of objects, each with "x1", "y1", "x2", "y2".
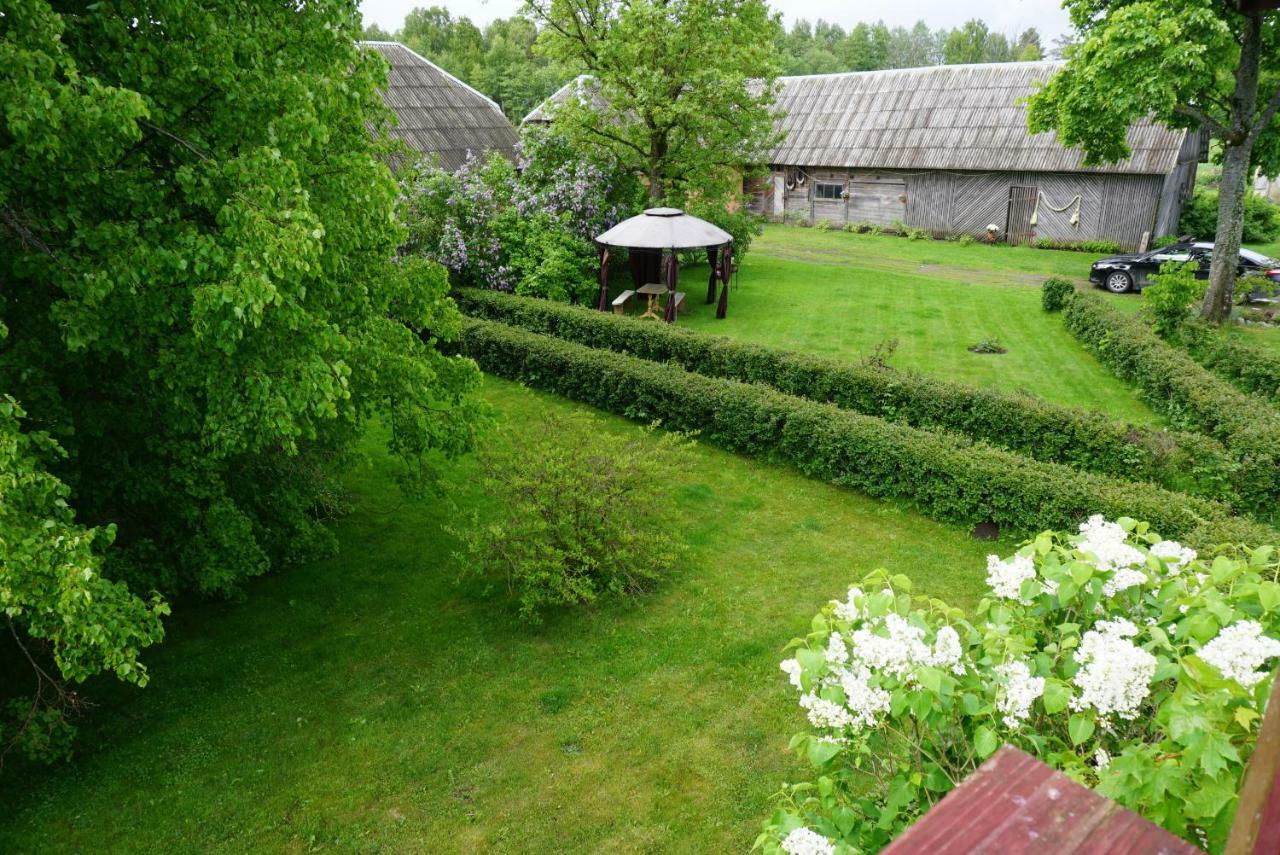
[
  {"x1": 457, "y1": 315, "x2": 1275, "y2": 549},
  {"x1": 1062, "y1": 290, "x2": 1280, "y2": 514},
  {"x1": 1182, "y1": 324, "x2": 1280, "y2": 407},
  {"x1": 454, "y1": 288, "x2": 1240, "y2": 506}
]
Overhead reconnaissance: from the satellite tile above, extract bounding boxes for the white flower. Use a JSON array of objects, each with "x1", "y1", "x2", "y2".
[
  {"x1": 836, "y1": 664, "x2": 892, "y2": 729},
  {"x1": 1094, "y1": 747, "x2": 1111, "y2": 769},
  {"x1": 986, "y1": 553, "x2": 1036, "y2": 600},
  {"x1": 780, "y1": 658, "x2": 803, "y2": 690},
  {"x1": 1198, "y1": 621, "x2": 1280, "y2": 688},
  {"x1": 931, "y1": 626, "x2": 965, "y2": 675},
  {"x1": 994, "y1": 660, "x2": 1045, "y2": 728},
  {"x1": 799, "y1": 693, "x2": 856, "y2": 729},
  {"x1": 1076, "y1": 515, "x2": 1145, "y2": 572},
  {"x1": 832, "y1": 587, "x2": 868, "y2": 622},
  {"x1": 825, "y1": 632, "x2": 849, "y2": 665},
  {"x1": 1150, "y1": 540, "x2": 1196, "y2": 574},
  {"x1": 1070, "y1": 618, "x2": 1156, "y2": 720},
  {"x1": 781, "y1": 827, "x2": 835, "y2": 855},
  {"x1": 1102, "y1": 567, "x2": 1147, "y2": 597}
]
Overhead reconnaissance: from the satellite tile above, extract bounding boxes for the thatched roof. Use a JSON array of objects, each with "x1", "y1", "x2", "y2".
[
  {"x1": 524, "y1": 62, "x2": 1189, "y2": 176},
  {"x1": 360, "y1": 41, "x2": 518, "y2": 172},
  {"x1": 772, "y1": 61, "x2": 1185, "y2": 175}
]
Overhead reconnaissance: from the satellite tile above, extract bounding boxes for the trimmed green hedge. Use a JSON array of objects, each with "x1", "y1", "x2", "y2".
[
  {"x1": 457, "y1": 316, "x2": 1274, "y2": 549},
  {"x1": 1062, "y1": 291, "x2": 1280, "y2": 514},
  {"x1": 1182, "y1": 324, "x2": 1280, "y2": 407},
  {"x1": 454, "y1": 288, "x2": 1239, "y2": 506}
]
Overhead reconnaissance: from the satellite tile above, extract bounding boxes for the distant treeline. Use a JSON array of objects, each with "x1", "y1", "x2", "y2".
[{"x1": 363, "y1": 8, "x2": 1054, "y2": 122}]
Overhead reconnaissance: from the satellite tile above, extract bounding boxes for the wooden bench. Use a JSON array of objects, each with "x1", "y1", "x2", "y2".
[{"x1": 612, "y1": 289, "x2": 635, "y2": 315}]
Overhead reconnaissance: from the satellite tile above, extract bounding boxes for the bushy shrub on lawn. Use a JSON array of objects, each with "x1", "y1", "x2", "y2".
[
  {"x1": 455, "y1": 289, "x2": 1241, "y2": 507},
  {"x1": 1143, "y1": 262, "x2": 1206, "y2": 340},
  {"x1": 454, "y1": 412, "x2": 689, "y2": 621},
  {"x1": 1063, "y1": 291, "x2": 1280, "y2": 514},
  {"x1": 1041, "y1": 277, "x2": 1074, "y2": 312},
  {"x1": 455, "y1": 316, "x2": 1274, "y2": 547},
  {"x1": 1180, "y1": 187, "x2": 1280, "y2": 243},
  {"x1": 759, "y1": 518, "x2": 1280, "y2": 854}
]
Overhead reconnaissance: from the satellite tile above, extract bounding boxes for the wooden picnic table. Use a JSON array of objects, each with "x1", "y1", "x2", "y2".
[{"x1": 636, "y1": 283, "x2": 667, "y2": 320}]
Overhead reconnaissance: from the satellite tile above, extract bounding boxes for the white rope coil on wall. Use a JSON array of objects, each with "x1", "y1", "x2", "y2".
[{"x1": 1030, "y1": 191, "x2": 1082, "y2": 228}]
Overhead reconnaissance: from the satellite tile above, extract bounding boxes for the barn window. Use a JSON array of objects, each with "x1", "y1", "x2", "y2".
[{"x1": 815, "y1": 181, "x2": 844, "y2": 200}]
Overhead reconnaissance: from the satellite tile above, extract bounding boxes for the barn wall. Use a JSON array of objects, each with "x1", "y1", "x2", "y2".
[{"x1": 758, "y1": 165, "x2": 1166, "y2": 249}]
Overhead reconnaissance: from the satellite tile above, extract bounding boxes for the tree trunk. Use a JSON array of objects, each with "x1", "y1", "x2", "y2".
[
  {"x1": 647, "y1": 130, "x2": 667, "y2": 204},
  {"x1": 1201, "y1": 142, "x2": 1253, "y2": 321},
  {"x1": 1199, "y1": 10, "x2": 1263, "y2": 323}
]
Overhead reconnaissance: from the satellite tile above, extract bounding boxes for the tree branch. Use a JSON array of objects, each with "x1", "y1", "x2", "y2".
[
  {"x1": 1249, "y1": 84, "x2": 1280, "y2": 145},
  {"x1": 1174, "y1": 104, "x2": 1227, "y2": 137}
]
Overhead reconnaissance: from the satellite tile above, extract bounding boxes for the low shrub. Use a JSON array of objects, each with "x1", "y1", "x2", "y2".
[
  {"x1": 1063, "y1": 291, "x2": 1280, "y2": 513},
  {"x1": 455, "y1": 316, "x2": 1274, "y2": 547},
  {"x1": 759, "y1": 518, "x2": 1280, "y2": 854},
  {"x1": 1040, "y1": 277, "x2": 1074, "y2": 312},
  {"x1": 814, "y1": 219, "x2": 833, "y2": 231},
  {"x1": 1031, "y1": 237, "x2": 1123, "y2": 254},
  {"x1": 455, "y1": 289, "x2": 1241, "y2": 507},
  {"x1": 1143, "y1": 261, "x2": 1206, "y2": 340},
  {"x1": 954, "y1": 233, "x2": 977, "y2": 247},
  {"x1": 1180, "y1": 187, "x2": 1280, "y2": 243},
  {"x1": 453, "y1": 412, "x2": 689, "y2": 621},
  {"x1": 1180, "y1": 323, "x2": 1280, "y2": 407}
]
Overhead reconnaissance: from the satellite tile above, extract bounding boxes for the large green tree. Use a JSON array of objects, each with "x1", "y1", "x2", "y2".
[
  {"x1": 1028, "y1": 1, "x2": 1280, "y2": 322},
  {"x1": 0, "y1": 0, "x2": 482, "y2": 754},
  {"x1": 524, "y1": 0, "x2": 782, "y2": 205}
]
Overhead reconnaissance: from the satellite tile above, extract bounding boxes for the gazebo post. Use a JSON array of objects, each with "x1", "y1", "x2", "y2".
[
  {"x1": 664, "y1": 251, "x2": 679, "y2": 323},
  {"x1": 716, "y1": 244, "x2": 732, "y2": 319},
  {"x1": 705, "y1": 247, "x2": 718, "y2": 304},
  {"x1": 596, "y1": 246, "x2": 610, "y2": 312}
]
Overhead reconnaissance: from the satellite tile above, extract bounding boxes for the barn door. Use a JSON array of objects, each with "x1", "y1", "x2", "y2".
[{"x1": 1006, "y1": 185, "x2": 1039, "y2": 245}]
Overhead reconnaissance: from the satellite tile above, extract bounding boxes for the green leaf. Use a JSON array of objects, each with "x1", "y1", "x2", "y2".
[
  {"x1": 1068, "y1": 714, "x2": 1095, "y2": 746},
  {"x1": 806, "y1": 737, "x2": 842, "y2": 768},
  {"x1": 1043, "y1": 680, "x2": 1071, "y2": 714},
  {"x1": 974, "y1": 725, "x2": 999, "y2": 758}
]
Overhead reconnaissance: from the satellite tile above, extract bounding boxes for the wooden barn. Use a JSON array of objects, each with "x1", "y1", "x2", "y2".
[
  {"x1": 360, "y1": 41, "x2": 518, "y2": 172},
  {"x1": 757, "y1": 62, "x2": 1205, "y2": 248}
]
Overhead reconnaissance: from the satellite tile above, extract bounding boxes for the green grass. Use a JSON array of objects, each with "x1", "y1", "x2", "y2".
[
  {"x1": 0, "y1": 378, "x2": 996, "y2": 853},
  {"x1": 673, "y1": 225, "x2": 1158, "y2": 423}
]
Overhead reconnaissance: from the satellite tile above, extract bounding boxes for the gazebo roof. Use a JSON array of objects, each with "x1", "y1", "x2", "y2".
[{"x1": 596, "y1": 208, "x2": 732, "y2": 250}]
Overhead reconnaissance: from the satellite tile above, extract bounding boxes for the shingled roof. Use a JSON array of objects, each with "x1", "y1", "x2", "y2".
[
  {"x1": 361, "y1": 41, "x2": 518, "y2": 172},
  {"x1": 525, "y1": 62, "x2": 1189, "y2": 176},
  {"x1": 772, "y1": 61, "x2": 1186, "y2": 175}
]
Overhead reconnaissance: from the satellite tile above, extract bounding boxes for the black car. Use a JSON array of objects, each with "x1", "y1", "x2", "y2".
[{"x1": 1090, "y1": 241, "x2": 1280, "y2": 294}]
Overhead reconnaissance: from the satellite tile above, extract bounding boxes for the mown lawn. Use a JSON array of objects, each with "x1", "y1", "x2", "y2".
[
  {"x1": 675, "y1": 225, "x2": 1158, "y2": 423},
  {"x1": 0, "y1": 378, "x2": 995, "y2": 854}
]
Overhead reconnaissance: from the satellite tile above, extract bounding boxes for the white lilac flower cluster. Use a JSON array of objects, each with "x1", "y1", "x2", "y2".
[
  {"x1": 994, "y1": 660, "x2": 1045, "y2": 728},
  {"x1": 1198, "y1": 621, "x2": 1280, "y2": 688},
  {"x1": 1069, "y1": 618, "x2": 1156, "y2": 720},
  {"x1": 986, "y1": 553, "x2": 1035, "y2": 601},
  {"x1": 1150, "y1": 540, "x2": 1197, "y2": 574},
  {"x1": 780, "y1": 827, "x2": 835, "y2": 855},
  {"x1": 780, "y1": 590, "x2": 966, "y2": 734},
  {"x1": 1075, "y1": 515, "x2": 1147, "y2": 573}
]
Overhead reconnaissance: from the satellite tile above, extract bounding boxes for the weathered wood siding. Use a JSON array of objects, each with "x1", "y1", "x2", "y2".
[{"x1": 758, "y1": 166, "x2": 1167, "y2": 249}]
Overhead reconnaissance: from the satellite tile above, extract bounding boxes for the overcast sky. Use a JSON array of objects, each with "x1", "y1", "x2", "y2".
[{"x1": 359, "y1": 0, "x2": 1072, "y2": 42}]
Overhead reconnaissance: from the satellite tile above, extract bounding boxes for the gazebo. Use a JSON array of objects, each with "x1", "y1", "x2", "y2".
[{"x1": 594, "y1": 208, "x2": 733, "y2": 322}]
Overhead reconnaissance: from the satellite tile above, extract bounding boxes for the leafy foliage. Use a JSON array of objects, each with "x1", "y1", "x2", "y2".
[
  {"x1": 1179, "y1": 324, "x2": 1280, "y2": 408},
  {"x1": 406, "y1": 138, "x2": 642, "y2": 300},
  {"x1": 1144, "y1": 262, "x2": 1207, "y2": 340},
  {"x1": 525, "y1": 0, "x2": 781, "y2": 206},
  {"x1": 759, "y1": 518, "x2": 1280, "y2": 854},
  {"x1": 1180, "y1": 188, "x2": 1280, "y2": 244},
  {"x1": 1063, "y1": 291, "x2": 1280, "y2": 515},
  {"x1": 0, "y1": 395, "x2": 167, "y2": 767},
  {"x1": 454, "y1": 412, "x2": 689, "y2": 621},
  {"x1": 455, "y1": 315, "x2": 1274, "y2": 548},
  {"x1": 0, "y1": 0, "x2": 483, "y2": 750},
  {"x1": 456, "y1": 288, "x2": 1242, "y2": 508},
  {"x1": 1041, "y1": 277, "x2": 1075, "y2": 312},
  {"x1": 1030, "y1": 237, "x2": 1123, "y2": 254}
]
